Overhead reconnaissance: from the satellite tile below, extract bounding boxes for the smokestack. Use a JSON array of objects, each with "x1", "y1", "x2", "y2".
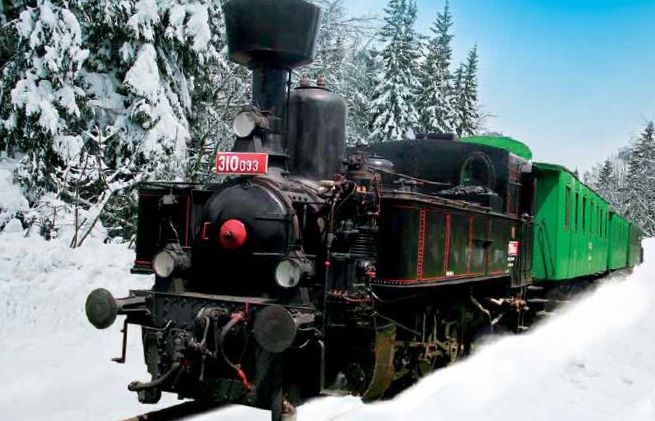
[{"x1": 223, "y1": 0, "x2": 321, "y2": 159}]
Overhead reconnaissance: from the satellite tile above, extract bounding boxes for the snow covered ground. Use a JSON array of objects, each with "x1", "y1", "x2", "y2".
[{"x1": 1, "y1": 228, "x2": 654, "y2": 420}]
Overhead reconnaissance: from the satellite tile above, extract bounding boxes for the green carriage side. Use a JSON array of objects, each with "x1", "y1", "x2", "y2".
[
  {"x1": 608, "y1": 212, "x2": 630, "y2": 270},
  {"x1": 628, "y1": 221, "x2": 644, "y2": 267},
  {"x1": 533, "y1": 163, "x2": 614, "y2": 281}
]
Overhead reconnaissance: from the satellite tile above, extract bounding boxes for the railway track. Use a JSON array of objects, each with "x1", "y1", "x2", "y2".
[{"x1": 120, "y1": 401, "x2": 222, "y2": 421}]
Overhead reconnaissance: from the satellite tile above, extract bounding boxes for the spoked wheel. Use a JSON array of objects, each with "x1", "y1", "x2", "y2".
[
  {"x1": 444, "y1": 320, "x2": 464, "y2": 363},
  {"x1": 442, "y1": 305, "x2": 472, "y2": 363}
]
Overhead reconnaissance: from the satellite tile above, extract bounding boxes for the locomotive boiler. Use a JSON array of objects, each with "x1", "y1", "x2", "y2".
[{"x1": 85, "y1": 0, "x2": 539, "y2": 419}]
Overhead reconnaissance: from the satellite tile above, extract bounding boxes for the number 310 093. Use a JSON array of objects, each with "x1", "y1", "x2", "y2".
[{"x1": 215, "y1": 153, "x2": 268, "y2": 175}]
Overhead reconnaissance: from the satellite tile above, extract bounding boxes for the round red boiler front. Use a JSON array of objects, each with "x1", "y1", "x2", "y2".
[{"x1": 219, "y1": 219, "x2": 248, "y2": 250}]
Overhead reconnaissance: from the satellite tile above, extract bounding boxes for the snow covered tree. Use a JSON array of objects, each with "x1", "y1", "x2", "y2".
[
  {"x1": 1, "y1": 0, "x2": 90, "y2": 202},
  {"x1": 368, "y1": 0, "x2": 421, "y2": 142},
  {"x1": 597, "y1": 159, "x2": 615, "y2": 190},
  {"x1": 302, "y1": 0, "x2": 347, "y2": 88},
  {"x1": 587, "y1": 157, "x2": 627, "y2": 214},
  {"x1": 77, "y1": 0, "x2": 226, "y2": 236},
  {"x1": 343, "y1": 47, "x2": 382, "y2": 145},
  {"x1": 302, "y1": 0, "x2": 379, "y2": 145},
  {"x1": 80, "y1": 0, "x2": 219, "y2": 182},
  {"x1": 453, "y1": 45, "x2": 480, "y2": 136},
  {"x1": 624, "y1": 121, "x2": 655, "y2": 234},
  {"x1": 595, "y1": 159, "x2": 616, "y2": 198},
  {"x1": 187, "y1": 0, "x2": 250, "y2": 181},
  {"x1": 1, "y1": 1, "x2": 230, "y2": 239},
  {"x1": 417, "y1": 1, "x2": 455, "y2": 134}
]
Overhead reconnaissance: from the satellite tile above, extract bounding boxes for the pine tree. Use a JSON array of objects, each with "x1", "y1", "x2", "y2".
[
  {"x1": 304, "y1": 0, "x2": 379, "y2": 145},
  {"x1": 368, "y1": 0, "x2": 421, "y2": 142},
  {"x1": 454, "y1": 45, "x2": 480, "y2": 136},
  {"x1": 343, "y1": 47, "x2": 382, "y2": 145},
  {"x1": 303, "y1": 0, "x2": 348, "y2": 89},
  {"x1": 626, "y1": 121, "x2": 655, "y2": 182},
  {"x1": 1, "y1": 0, "x2": 90, "y2": 202},
  {"x1": 592, "y1": 158, "x2": 623, "y2": 211},
  {"x1": 418, "y1": 1, "x2": 455, "y2": 134},
  {"x1": 597, "y1": 159, "x2": 614, "y2": 192},
  {"x1": 84, "y1": 0, "x2": 230, "y2": 236},
  {"x1": 451, "y1": 62, "x2": 464, "y2": 132},
  {"x1": 1, "y1": 1, "x2": 230, "y2": 239},
  {"x1": 187, "y1": 0, "x2": 250, "y2": 181},
  {"x1": 625, "y1": 121, "x2": 655, "y2": 234}
]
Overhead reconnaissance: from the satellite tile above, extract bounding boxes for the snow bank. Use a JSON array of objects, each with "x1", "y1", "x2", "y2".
[
  {"x1": 332, "y1": 238, "x2": 655, "y2": 421},
  {"x1": 0, "y1": 158, "x2": 29, "y2": 228},
  {"x1": 0, "y1": 230, "x2": 170, "y2": 421},
  {"x1": 0, "y1": 233, "x2": 152, "y2": 335},
  {"x1": 0, "y1": 232, "x2": 653, "y2": 420}
]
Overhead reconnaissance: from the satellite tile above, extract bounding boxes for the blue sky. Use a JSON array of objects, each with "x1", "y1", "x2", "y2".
[{"x1": 345, "y1": 0, "x2": 655, "y2": 172}]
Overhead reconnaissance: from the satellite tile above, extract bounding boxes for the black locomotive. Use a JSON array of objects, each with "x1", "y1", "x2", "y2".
[{"x1": 85, "y1": 1, "x2": 536, "y2": 419}]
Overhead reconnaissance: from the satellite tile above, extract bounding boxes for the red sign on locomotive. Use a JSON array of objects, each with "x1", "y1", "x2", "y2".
[{"x1": 215, "y1": 152, "x2": 269, "y2": 175}]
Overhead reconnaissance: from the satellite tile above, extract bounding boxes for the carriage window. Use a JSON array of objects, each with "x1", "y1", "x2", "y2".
[
  {"x1": 564, "y1": 187, "x2": 571, "y2": 230},
  {"x1": 460, "y1": 153, "x2": 494, "y2": 188}
]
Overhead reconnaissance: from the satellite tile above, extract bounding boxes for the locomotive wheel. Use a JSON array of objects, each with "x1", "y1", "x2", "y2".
[
  {"x1": 442, "y1": 305, "x2": 472, "y2": 364},
  {"x1": 362, "y1": 325, "x2": 397, "y2": 401},
  {"x1": 271, "y1": 387, "x2": 297, "y2": 421},
  {"x1": 444, "y1": 321, "x2": 464, "y2": 363}
]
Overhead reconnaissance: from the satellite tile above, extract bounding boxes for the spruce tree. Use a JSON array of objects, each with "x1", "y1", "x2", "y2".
[
  {"x1": 305, "y1": 0, "x2": 380, "y2": 145},
  {"x1": 593, "y1": 158, "x2": 623, "y2": 211},
  {"x1": 187, "y1": 1, "x2": 250, "y2": 181},
  {"x1": 79, "y1": 0, "x2": 228, "y2": 237},
  {"x1": 625, "y1": 121, "x2": 655, "y2": 234},
  {"x1": 303, "y1": 0, "x2": 348, "y2": 89},
  {"x1": 1, "y1": 0, "x2": 90, "y2": 202},
  {"x1": 454, "y1": 45, "x2": 480, "y2": 136},
  {"x1": 597, "y1": 159, "x2": 615, "y2": 192},
  {"x1": 1, "y1": 1, "x2": 233, "y2": 239},
  {"x1": 368, "y1": 0, "x2": 421, "y2": 142},
  {"x1": 343, "y1": 48, "x2": 382, "y2": 145},
  {"x1": 418, "y1": 1, "x2": 455, "y2": 134},
  {"x1": 452, "y1": 62, "x2": 464, "y2": 134}
]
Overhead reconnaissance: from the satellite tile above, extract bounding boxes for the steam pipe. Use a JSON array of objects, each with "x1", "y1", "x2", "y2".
[{"x1": 128, "y1": 362, "x2": 182, "y2": 391}]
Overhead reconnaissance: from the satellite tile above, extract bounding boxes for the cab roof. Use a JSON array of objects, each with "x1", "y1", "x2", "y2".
[{"x1": 460, "y1": 136, "x2": 533, "y2": 160}]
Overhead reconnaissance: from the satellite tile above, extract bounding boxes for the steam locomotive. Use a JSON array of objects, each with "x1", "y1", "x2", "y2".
[{"x1": 84, "y1": 0, "x2": 642, "y2": 420}]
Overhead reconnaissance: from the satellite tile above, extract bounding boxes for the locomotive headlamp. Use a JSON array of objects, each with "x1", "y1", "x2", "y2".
[
  {"x1": 274, "y1": 256, "x2": 313, "y2": 289},
  {"x1": 275, "y1": 258, "x2": 301, "y2": 288},
  {"x1": 233, "y1": 111, "x2": 257, "y2": 138},
  {"x1": 153, "y1": 250, "x2": 176, "y2": 278}
]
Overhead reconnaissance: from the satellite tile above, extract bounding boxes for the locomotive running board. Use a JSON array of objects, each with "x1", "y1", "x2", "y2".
[{"x1": 362, "y1": 325, "x2": 396, "y2": 401}]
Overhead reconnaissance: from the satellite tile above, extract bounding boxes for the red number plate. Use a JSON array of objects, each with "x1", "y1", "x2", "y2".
[
  {"x1": 215, "y1": 152, "x2": 268, "y2": 175},
  {"x1": 508, "y1": 241, "x2": 519, "y2": 256}
]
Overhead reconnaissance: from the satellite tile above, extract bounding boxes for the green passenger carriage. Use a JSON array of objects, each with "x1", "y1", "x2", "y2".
[{"x1": 533, "y1": 162, "x2": 642, "y2": 281}]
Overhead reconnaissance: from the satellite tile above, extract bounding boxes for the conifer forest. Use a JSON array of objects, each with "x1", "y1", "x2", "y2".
[{"x1": 0, "y1": 0, "x2": 652, "y2": 240}]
